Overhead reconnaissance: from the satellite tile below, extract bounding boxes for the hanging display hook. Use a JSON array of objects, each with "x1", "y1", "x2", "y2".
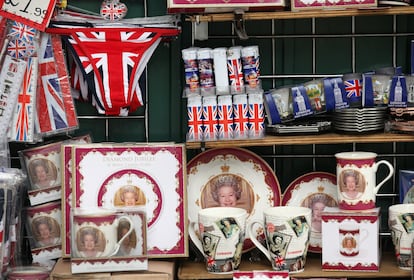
[{"x1": 233, "y1": 10, "x2": 248, "y2": 40}]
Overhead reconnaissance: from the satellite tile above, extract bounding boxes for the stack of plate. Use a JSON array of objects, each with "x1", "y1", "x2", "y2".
[{"x1": 333, "y1": 107, "x2": 388, "y2": 133}]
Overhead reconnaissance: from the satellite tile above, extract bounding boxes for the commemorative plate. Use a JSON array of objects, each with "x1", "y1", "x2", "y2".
[
  {"x1": 282, "y1": 172, "x2": 338, "y2": 253},
  {"x1": 187, "y1": 147, "x2": 282, "y2": 252}
]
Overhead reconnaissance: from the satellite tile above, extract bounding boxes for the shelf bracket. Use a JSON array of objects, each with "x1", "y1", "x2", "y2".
[{"x1": 233, "y1": 10, "x2": 248, "y2": 40}]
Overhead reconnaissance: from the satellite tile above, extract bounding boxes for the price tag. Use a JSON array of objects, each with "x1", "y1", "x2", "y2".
[{"x1": 0, "y1": 0, "x2": 57, "y2": 31}]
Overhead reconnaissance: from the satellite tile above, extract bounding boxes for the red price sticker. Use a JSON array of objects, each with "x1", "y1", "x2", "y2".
[{"x1": 0, "y1": 0, "x2": 56, "y2": 31}]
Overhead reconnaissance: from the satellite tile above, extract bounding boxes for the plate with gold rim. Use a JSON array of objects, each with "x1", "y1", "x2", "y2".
[
  {"x1": 187, "y1": 147, "x2": 282, "y2": 252},
  {"x1": 282, "y1": 172, "x2": 338, "y2": 253}
]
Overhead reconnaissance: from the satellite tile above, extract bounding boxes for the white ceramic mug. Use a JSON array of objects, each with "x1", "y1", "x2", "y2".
[
  {"x1": 335, "y1": 151, "x2": 394, "y2": 210},
  {"x1": 26, "y1": 201, "x2": 62, "y2": 249},
  {"x1": 247, "y1": 206, "x2": 312, "y2": 273},
  {"x1": 389, "y1": 203, "x2": 414, "y2": 270},
  {"x1": 338, "y1": 222, "x2": 368, "y2": 257},
  {"x1": 188, "y1": 207, "x2": 247, "y2": 273},
  {"x1": 72, "y1": 209, "x2": 134, "y2": 258}
]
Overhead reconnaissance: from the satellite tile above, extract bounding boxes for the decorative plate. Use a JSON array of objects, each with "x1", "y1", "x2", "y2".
[
  {"x1": 282, "y1": 172, "x2": 338, "y2": 253},
  {"x1": 187, "y1": 147, "x2": 282, "y2": 252}
]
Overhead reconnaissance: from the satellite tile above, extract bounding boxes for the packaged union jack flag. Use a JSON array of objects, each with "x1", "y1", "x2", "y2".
[
  {"x1": 202, "y1": 95, "x2": 218, "y2": 141},
  {"x1": 248, "y1": 92, "x2": 265, "y2": 138},
  {"x1": 35, "y1": 33, "x2": 78, "y2": 137},
  {"x1": 182, "y1": 47, "x2": 200, "y2": 96},
  {"x1": 232, "y1": 93, "x2": 249, "y2": 139},
  {"x1": 187, "y1": 95, "x2": 204, "y2": 142},
  {"x1": 217, "y1": 95, "x2": 233, "y2": 140}
]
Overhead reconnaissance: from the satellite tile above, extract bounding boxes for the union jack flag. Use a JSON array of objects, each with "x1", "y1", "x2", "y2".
[
  {"x1": 344, "y1": 79, "x2": 362, "y2": 100},
  {"x1": 274, "y1": 255, "x2": 286, "y2": 268},
  {"x1": 248, "y1": 99, "x2": 265, "y2": 138},
  {"x1": 8, "y1": 21, "x2": 37, "y2": 42},
  {"x1": 217, "y1": 101, "x2": 233, "y2": 140},
  {"x1": 233, "y1": 102, "x2": 249, "y2": 139},
  {"x1": 227, "y1": 58, "x2": 244, "y2": 92},
  {"x1": 9, "y1": 57, "x2": 37, "y2": 142},
  {"x1": 187, "y1": 104, "x2": 204, "y2": 141},
  {"x1": 202, "y1": 99, "x2": 218, "y2": 141},
  {"x1": 7, "y1": 39, "x2": 35, "y2": 58},
  {"x1": 36, "y1": 33, "x2": 78, "y2": 134}
]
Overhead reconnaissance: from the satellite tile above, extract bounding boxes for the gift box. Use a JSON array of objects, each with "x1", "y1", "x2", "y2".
[
  {"x1": 167, "y1": 0, "x2": 285, "y2": 14},
  {"x1": 50, "y1": 258, "x2": 175, "y2": 280},
  {"x1": 321, "y1": 207, "x2": 381, "y2": 272},
  {"x1": 291, "y1": 0, "x2": 377, "y2": 11}
]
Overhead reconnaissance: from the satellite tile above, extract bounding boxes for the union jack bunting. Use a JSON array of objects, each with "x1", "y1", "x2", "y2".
[
  {"x1": 233, "y1": 99, "x2": 249, "y2": 139},
  {"x1": 6, "y1": 21, "x2": 38, "y2": 59},
  {"x1": 217, "y1": 96, "x2": 233, "y2": 140},
  {"x1": 202, "y1": 96, "x2": 218, "y2": 141},
  {"x1": 8, "y1": 57, "x2": 37, "y2": 142},
  {"x1": 48, "y1": 26, "x2": 180, "y2": 116},
  {"x1": 187, "y1": 98, "x2": 204, "y2": 142},
  {"x1": 248, "y1": 93, "x2": 265, "y2": 138},
  {"x1": 36, "y1": 33, "x2": 78, "y2": 135},
  {"x1": 344, "y1": 79, "x2": 362, "y2": 101}
]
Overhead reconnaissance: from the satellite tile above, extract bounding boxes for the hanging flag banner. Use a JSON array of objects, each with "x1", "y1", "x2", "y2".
[
  {"x1": 8, "y1": 57, "x2": 38, "y2": 143},
  {"x1": 0, "y1": 0, "x2": 57, "y2": 31}
]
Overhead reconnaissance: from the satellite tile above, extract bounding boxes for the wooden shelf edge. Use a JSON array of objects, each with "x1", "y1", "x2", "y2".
[
  {"x1": 185, "y1": 6, "x2": 414, "y2": 22},
  {"x1": 185, "y1": 132, "x2": 414, "y2": 149}
]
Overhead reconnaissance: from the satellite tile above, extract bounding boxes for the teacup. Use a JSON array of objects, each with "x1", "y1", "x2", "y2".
[
  {"x1": 335, "y1": 151, "x2": 394, "y2": 210},
  {"x1": 72, "y1": 208, "x2": 134, "y2": 258},
  {"x1": 188, "y1": 207, "x2": 247, "y2": 273},
  {"x1": 389, "y1": 203, "x2": 414, "y2": 270},
  {"x1": 247, "y1": 206, "x2": 312, "y2": 273}
]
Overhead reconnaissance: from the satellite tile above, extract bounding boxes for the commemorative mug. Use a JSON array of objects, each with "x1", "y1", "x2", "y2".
[
  {"x1": 188, "y1": 207, "x2": 247, "y2": 273},
  {"x1": 389, "y1": 203, "x2": 414, "y2": 270},
  {"x1": 72, "y1": 208, "x2": 134, "y2": 258},
  {"x1": 338, "y1": 222, "x2": 368, "y2": 257},
  {"x1": 26, "y1": 201, "x2": 62, "y2": 249},
  {"x1": 247, "y1": 206, "x2": 312, "y2": 273},
  {"x1": 335, "y1": 151, "x2": 394, "y2": 210}
]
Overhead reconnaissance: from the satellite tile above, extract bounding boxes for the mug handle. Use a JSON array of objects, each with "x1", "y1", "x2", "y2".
[
  {"x1": 110, "y1": 216, "x2": 134, "y2": 257},
  {"x1": 373, "y1": 160, "x2": 394, "y2": 195},
  {"x1": 247, "y1": 220, "x2": 272, "y2": 263},
  {"x1": 188, "y1": 221, "x2": 206, "y2": 258}
]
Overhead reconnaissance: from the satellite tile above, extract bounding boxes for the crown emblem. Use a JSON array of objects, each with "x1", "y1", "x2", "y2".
[
  {"x1": 221, "y1": 164, "x2": 230, "y2": 173},
  {"x1": 318, "y1": 185, "x2": 325, "y2": 192}
]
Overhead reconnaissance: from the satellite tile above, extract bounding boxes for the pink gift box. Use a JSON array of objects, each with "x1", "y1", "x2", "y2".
[{"x1": 167, "y1": 0, "x2": 285, "y2": 13}]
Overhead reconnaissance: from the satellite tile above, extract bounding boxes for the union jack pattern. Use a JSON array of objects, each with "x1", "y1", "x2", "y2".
[
  {"x1": 248, "y1": 101, "x2": 265, "y2": 138},
  {"x1": 217, "y1": 101, "x2": 233, "y2": 139},
  {"x1": 36, "y1": 33, "x2": 78, "y2": 134},
  {"x1": 202, "y1": 100, "x2": 218, "y2": 141},
  {"x1": 9, "y1": 57, "x2": 37, "y2": 142},
  {"x1": 344, "y1": 79, "x2": 362, "y2": 100},
  {"x1": 187, "y1": 104, "x2": 204, "y2": 141},
  {"x1": 8, "y1": 21, "x2": 37, "y2": 42},
  {"x1": 100, "y1": 1, "x2": 128, "y2": 21},
  {"x1": 7, "y1": 39, "x2": 36, "y2": 58},
  {"x1": 233, "y1": 102, "x2": 249, "y2": 139},
  {"x1": 56, "y1": 27, "x2": 179, "y2": 115},
  {"x1": 227, "y1": 58, "x2": 244, "y2": 92}
]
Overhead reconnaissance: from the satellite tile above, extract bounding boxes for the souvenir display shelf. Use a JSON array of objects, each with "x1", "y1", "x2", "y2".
[
  {"x1": 180, "y1": 6, "x2": 414, "y2": 280},
  {"x1": 177, "y1": 252, "x2": 410, "y2": 279}
]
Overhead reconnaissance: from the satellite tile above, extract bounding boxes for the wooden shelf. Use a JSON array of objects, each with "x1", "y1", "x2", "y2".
[
  {"x1": 186, "y1": 6, "x2": 414, "y2": 22},
  {"x1": 185, "y1": 132, "x2": 414, "y2": 149},
  {"x1": 177, "y1": 253, "x2": 410, "y2": 279}
]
